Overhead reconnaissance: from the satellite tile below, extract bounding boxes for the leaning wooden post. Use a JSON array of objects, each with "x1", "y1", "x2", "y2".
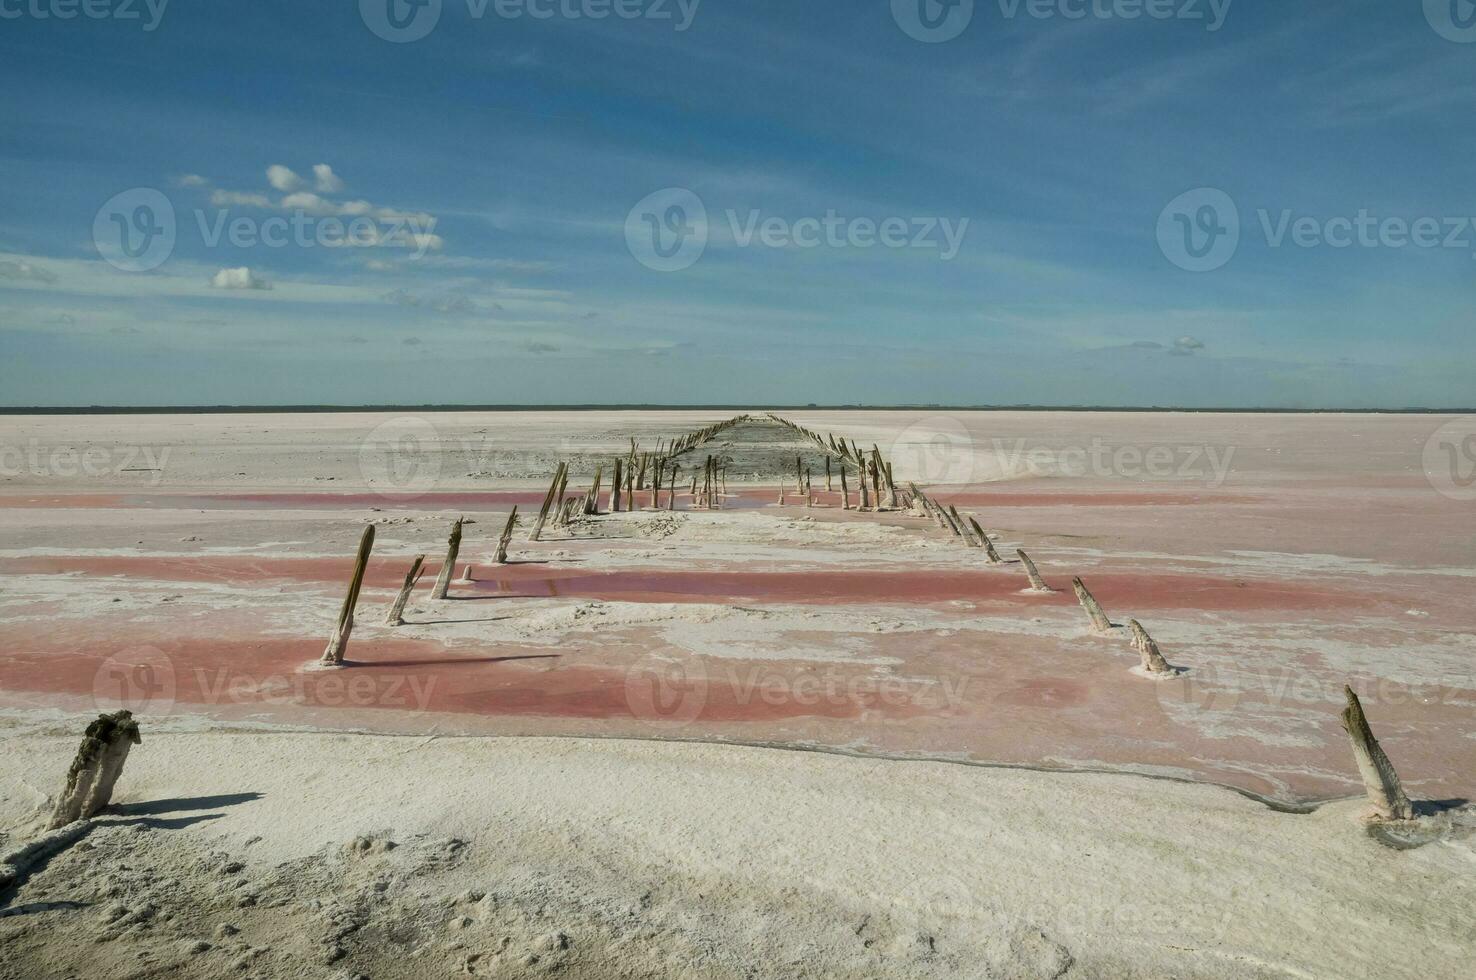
[
  {"x1": 321, "y1": 524, "x2": 375, "y2": 665},
  {"x1": 431, "y1": 517, "x2": 463, "y2": 600},
  {"x1": 384, "y1": 554, "x2": 427, "y2": 626},
  {"x1": 1127, "y1": 619, "x2": 1175, "y2": 674},
  {"x1": 48, "y1": 710, "x2": 142, "y2": 829},
  {"x1": 1341, "y1": 687, "x2": 1415, "y2": 821},
  {"x1": 968, "y1": 518, "x2": 1003, "y2": 563},
  {"x1": 1072, "y1": 577, "x2": 1113, "y2": 633},
  {"x1": 825, "y1": 456, "x2": 833, "y2": 492},
  {"x1": 494, "y1": 506, "x2": 518, "y2": 563},
  {"x1": 947, "y1": 506, "x2": 971, "y2": 542},
  {"x1": 1017, "y1": 549, "x2": 1050, "y2": 592},
  {"x1": 532, "y1": 463, "x2": 565, "y2": 541}
]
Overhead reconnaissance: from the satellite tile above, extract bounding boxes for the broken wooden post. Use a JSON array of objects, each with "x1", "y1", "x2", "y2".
[
  {"x1": 384, "y1": 554, "x2": 426, "y2": 626},
  {"x1": 946, "y1": 506, "x2": 969, "y2": 541},
  {"x1": 494, "y1": 507, "x2": 518, "y2": 564},
  {"x1": 532, "y1": 463, "x2": 566, "y2": 541},
  {"x1": 840, "y1": 466, "x2": 850, "y2": 510},
  {"x1": 610, "y1": 457, "x2": 623, "y2": 513},
  {"x1": 667, "y1": 465, "x2": 678, "y2": 510},
  {"x1": 321, "y1": 524, "x2": 375, "y2": 665},
  {"x1": 431, "y1": 517, "x2": 463, "y2": 600},
  {"x1": 585, "y1": 466, "x2": 603, "y2": 515},
  {"x1": 968, "y1": 518, "x2": 1003, "y2": 563},
  {"x1": 651, "y1": 458, "x2": 663, "y2": 509},
  {"x1": 1072, "y1": 577, "x2": 1113, "y2": 632},
  {"x1": 1017, "y1": 549, "x2": 1050, "y2": 592},
  {"x1": 825, "y1": 456, "x2": 833, "y2": 492},
  {"x1": 1127, "y1": 619, "x2": 1175, "y2": 674},
  {"x1": 1341, "y1": 687, "x2": 1415, "y2": 821},
  {"x1": 48, "y1": 710, "x2": 142, "y2": 829}
]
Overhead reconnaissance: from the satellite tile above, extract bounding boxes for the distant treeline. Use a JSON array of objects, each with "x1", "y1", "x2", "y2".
[{"x1": 1, "y1": 405, "x2": 1471, "y2": 416}]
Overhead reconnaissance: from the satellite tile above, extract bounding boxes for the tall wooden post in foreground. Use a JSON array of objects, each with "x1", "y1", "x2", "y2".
[
  {"x1": 431, "y1": 518, "x2": 463, "y2": 600},
  {"x1": 384, "y1": 554, "x2": 426, "y2": 626},
  {"x1": 1341, "y1": 687, "x2": 1415, "y2": 821},
  {"x1": 321, "y1": 524, "x2": 375, "y2": 665},
  {"x1": 49, "y1": 710, "x2": 142, "y2": 828}
]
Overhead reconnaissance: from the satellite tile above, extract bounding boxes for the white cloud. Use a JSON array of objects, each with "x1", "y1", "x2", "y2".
[
  {"x1": 266, "y1": 165, "x2": 303, "y2": 192},
  {"x1": 1172, "y1": 335, "x2": 1206, "y2": 356},
  {"x1": 174, "y1": 174, "x2": 209, "y2": 188},
  {"x1": 313, "y1": 164, "x2": 344, "y2": 193},
  {"x1": 0, "y1": 259, "x2": 58, "y2": 283},
  {"x1": 209, "y1": 267, "x2": 272, "y2": 290},
  {"x1": 210, "y1": 189, "x2": 275, "y2": 208}
]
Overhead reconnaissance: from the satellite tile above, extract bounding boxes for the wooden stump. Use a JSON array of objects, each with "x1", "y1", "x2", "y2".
[
  {"x1": 1017, "y1": 549, "x2": 1050, "y2": 592},
  {"x1": 384, "y1": 554, "x2": 426, "y2": 626},
  {"x1": 1072, "y1": 577, "x2": 1114, "y2": 633},
  {"x1": 48, "y1": 711, "x2": 142, "y2": 829},
  {"x1": 1341, "y1": 687, "x2": 1415, "y2": 821},
  {"x1": 321, "y1": 524, "x2": 376, "y2": 665},
  {"x1": 968, "y1": 519, "x2": 1002, "y2": 563},
  {"x1": 1127, "y1": 619, "x2": 1175, "y2": 674},
  {"x1": 494, "y1": 506, "x2": 518, "y2": 564},
  {"x1": 431, "y1": 518, "x2": 463, "y2": 600}
]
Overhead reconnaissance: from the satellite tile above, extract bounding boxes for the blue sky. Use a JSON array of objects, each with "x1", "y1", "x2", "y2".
[{"x1": 0, "y1": 0, "x2": 1472, "y2": 407}]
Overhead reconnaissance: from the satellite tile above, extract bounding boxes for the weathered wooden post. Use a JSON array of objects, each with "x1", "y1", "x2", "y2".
[
  {"x1": 1127, "y1": 619, "x2": 1175, "y2": 674},
  {"x1": 48, "y1": 711, "x2": 142, "y2": 828},
  {"x1": 1341, "y1": 687, "x2": 1415, "y2": 821},
  {"x1": 532, "y1": 463, "x2": 566, "y2": 541},
  {"x1": 1017, "y1": 549, "x2": 1050, "y2": 592},
  {"x1": 825, "y1": 457, "x2": 833, "y2": 491},
  {"x1": 840, "y1": 466, "x2": 850, "y2": 510},
  {"x1": 431, "y1": 518, "x2": 464, "y2": 600},
  {"x1": 1072, "y1": 577, "x2": 1113, "y2": 632},
  {"x1": 321, "y1": 524, "x2": 375, "y2": 665},
  {"x1": 494, "y1": 507, "x2": 518, "y2": 563},
  {"x1": 384, "y1": 554, "x2": 426, "y2": 626},
  {"x1": 967, "y1": 518, "x2": 1002, "y2": 563},
  {"x1": 611, "y1": 457, "x2": 623, "y2": 513}
]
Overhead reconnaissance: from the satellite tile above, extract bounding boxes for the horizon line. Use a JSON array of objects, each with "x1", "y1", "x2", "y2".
[{"x1": 1, "y1": 404, "x2": 1471, "y2": 416}]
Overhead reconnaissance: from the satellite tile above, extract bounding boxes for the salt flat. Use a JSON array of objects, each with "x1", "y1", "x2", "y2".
[{"x1": 1, "y1": 410, "x2": 1472, "y2": 978}]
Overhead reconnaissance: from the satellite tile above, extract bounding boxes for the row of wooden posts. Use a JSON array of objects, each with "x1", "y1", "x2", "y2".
[
  {"x1": 762, "y1": 413, "x2": 1417, "y2": 823},
  {"x1": 43, "y1": 413, "x2": 1415, "y2": 832}
]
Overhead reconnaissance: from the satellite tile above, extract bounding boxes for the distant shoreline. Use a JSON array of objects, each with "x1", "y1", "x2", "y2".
[{"x1": 0, "y1": 404, "x2": 1470, "y2": 416}]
